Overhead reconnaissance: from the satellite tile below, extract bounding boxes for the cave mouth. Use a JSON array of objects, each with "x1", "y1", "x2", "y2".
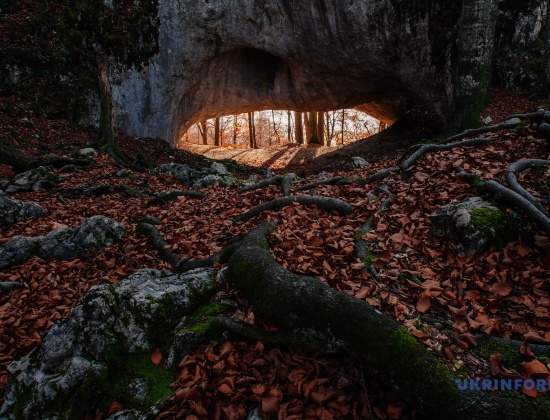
[{"x1": 178, "y1": 108, "x2": 392, "y2": 151}]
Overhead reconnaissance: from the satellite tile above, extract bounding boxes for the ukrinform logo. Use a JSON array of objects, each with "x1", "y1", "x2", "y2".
[{"x1": 455, "y1": 378, "x2": 550, "y2": 392}]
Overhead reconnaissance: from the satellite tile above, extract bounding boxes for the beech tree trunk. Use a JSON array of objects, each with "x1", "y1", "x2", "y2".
[
  {"x1": 214, "y1": 117, "x2": 221, "y2": 146},
  {"x1": 317, "y1": 112, "x2": 325, "y2": 146},
  {"x1": 545, "y1": 0, "x2": 550, "y2": 95},
  {"x1": 295, "y1": 112, "x2": 304, "y2": 145},
  {"x1": 287, "y1": 111, "x2": 292, "y2": 143},
  {"x1": 248, "y1": 112, "x2": 256, "y2": 149},
  {"x1": 198, "y1": 121, "x2": 208, "y2": 145},
  {"x1": 233, "y1": 115, "x2": 238, "y2": 145},
  {"x1": 96, "y1": 51, "x2": 116, "y2": 150}
]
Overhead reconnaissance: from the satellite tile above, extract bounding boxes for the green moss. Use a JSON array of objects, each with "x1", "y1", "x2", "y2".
[
  {"x1": 470, "y1": 207, "x2": 519, "y2": 248},
  {"x1": 106, "y1": 353, "x2": 174, "y2": 410},
  {"x1": 180, "y1": 302, "x2": 232, "y2": 335},
  {"x1": 474, "y1": 337, "x2": 523, "y2": 369}
]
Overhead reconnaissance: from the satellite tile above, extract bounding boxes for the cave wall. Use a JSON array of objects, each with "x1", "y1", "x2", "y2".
[
  {"x1": 112, "y1": 0, "x2": 470, "y2": 144},
  {"x1": 493, "y1": 0, "x2": 547, "y2": 92}
]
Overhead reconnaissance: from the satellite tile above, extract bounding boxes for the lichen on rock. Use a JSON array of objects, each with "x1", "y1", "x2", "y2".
[{"x1": 0, "y1": 268, "x2": 216, "y2": 419}]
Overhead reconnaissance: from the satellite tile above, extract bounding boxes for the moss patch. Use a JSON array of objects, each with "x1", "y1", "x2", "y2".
[
  {"x1": 181, "y1": 302, "x2": 232, "y2": 335},
  {"x1": 107, "y1": 354, "x2": 174, "y2": 410},
  {"x1": 470, "y1": 207, "x2": 519, "y2": 248},
  {"x1": 474, "y1": 337, "x2": 523, "y2": 370}
]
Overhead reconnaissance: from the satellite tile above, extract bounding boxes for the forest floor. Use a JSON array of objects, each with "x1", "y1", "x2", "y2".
[
  {"x1": 180, "y1": 143, "x2": 338, "y2": 171},
  {"x1": 1, "y1": 89, "x2": 550, "y2": 419}
]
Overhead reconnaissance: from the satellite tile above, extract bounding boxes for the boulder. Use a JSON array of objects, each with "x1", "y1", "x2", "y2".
[
  {"x1": 209, "y1": 162, "x2": 229, "y2": 176},
  {"x1": 78, "y1": 148, "x2": 99, "y2": 158},
  {"x1": 432, "y1": 197, "x2": 517, "y2": 256},
  {"x1": 0, "y1": 281, "x2": 23, "y2": 294},
  {"x1": 0, "y1": 216, "x2": 126, "y2": 269},
  {"x1": 6, "y1": 166, "x2": 57, "y2": 193},
  {"x1": 159, "y1": 163, "x2": 197, "y2": 184},
  {"x1": 0, "y1": 268, "x2": 216, "y2": 419},
  {"x1": 0, "y1": 191, "x2": 45, "y2": 228},
  {"x1": 352, "y1": 156, "x2": 370, "y2": 169}
]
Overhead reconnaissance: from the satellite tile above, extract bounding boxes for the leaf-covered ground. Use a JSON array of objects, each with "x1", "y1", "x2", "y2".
[{"x1": 1, "y1": 90, "x2": 550, "y2": 418}]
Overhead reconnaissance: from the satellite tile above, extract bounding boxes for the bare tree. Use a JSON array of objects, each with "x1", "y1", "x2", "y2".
[
  {"x1": 214, "y1": 117, "x2": 221, "y2": 146},
  {"x1": 317, "y1": 112, "x2": 326, "y2": 146},
  {"x1": 198, "y1": 121, "x2": 208, "y2": 145},
  {"x1": 248, "y1": 112, "x2": 257, "y2": 149},
  {"x1": 295, "y1": 112, "x2": 304, "y2": 145},
  {"x1": 287, "y1": 111, "x2": 293, "y2": 143},
  {"x1": 233, "y1": 115, "x2": 238, "y2": 145}
]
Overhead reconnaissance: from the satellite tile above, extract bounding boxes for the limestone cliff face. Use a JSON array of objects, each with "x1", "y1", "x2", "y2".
[
  {"x1": 111, "y1": 0, "x2": 517, "y2": 144},
  {"x1": 494, "y1": 0, "x2": 547, "y2": 92}
]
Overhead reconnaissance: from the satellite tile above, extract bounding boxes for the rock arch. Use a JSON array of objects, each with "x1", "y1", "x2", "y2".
[{"x1": 112, "y1": 0, "x2": 496, "y2": 144}]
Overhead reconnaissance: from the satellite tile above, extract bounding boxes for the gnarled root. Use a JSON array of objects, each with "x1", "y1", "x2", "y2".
[
  {"x1": 223, "y1": 223, "x2": 550, "y2": 419},
  {"x1": 235, "y1": 195, "x2": 353, "y2": 222}
]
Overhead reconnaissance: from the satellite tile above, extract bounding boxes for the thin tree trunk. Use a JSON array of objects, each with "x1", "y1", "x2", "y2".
[
  {"x1": 96, "y1": 51, "x2": 116, "y2": 150},
  {"x1": 340, "y1": 109, "x2": 345, "y2": 145},
  {"x1": 214, "y1": 117, "x2": 221, "y2": 147},
  {"x1": 295, "y1": 112, "x2": 304, "y2": 145},
  {"x1": 317, "y1": 112, "x2": 325, "y2": 146},
  {"x1": 233, "y1": 115, "x2": 238, "y2": 145},
  {"x1": 545, "y1": 0, "x2": 550, "y2": 95},
  {"x1": 199, "y1": 121, "x2": 208, "y2": 145},
  {"x1": 248, "y1": 112, "x2": 256, "y2": 149},
  {"x1": 287, "y1": 111, "x2": 292, "y2": 144},
  {"x1": 271, "y1": 110, "x2": 281, "y2": 145}
]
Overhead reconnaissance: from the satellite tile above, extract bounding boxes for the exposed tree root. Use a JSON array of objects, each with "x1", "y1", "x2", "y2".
[
  {"x1": 240, "y1": 173, "x2": 296, "y2": 197},
  {"x1": 354, "y1": 190, "x2": 393, "y2": 280},
  {"x1": 136, "y1": 222, "x2": 181, "y2": 267},
  {"x1": 211, "y1": 316, "x2": 334, "y2": 354},
  {"x1": 223, "y1": 223, "x2": 550, "y2": 419},
  {"x1": 60, "y1": 184, "x2": 149, "y2": 198},
  {"x1": 398, "y1": 137, "x2": 493, "y2": 171},
  {"x1": 148, "y1": 189, "x2": 205, "y2": 206},
  {"x1": 234, "y1": 195, "x2": 353, "y2": 222},
  {"x1": 505, "y1": 160, "x2": 550, "y2": 212},
  {"x1": 457, "y1": 168, "x2": 550, "y2": 232},
  {"x1": 446, "y1": 119, "x2": 522, "y2": 143},
  {"x1": 0, "y1": 144, "x2": 92, "y2": 173}
]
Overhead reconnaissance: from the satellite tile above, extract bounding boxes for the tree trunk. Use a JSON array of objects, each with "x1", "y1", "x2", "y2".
[
  {"x1": 545, "y1": 0, "x2": 550, "y2": 95},
  {"x1": 317, "y1": 112, "x2": 326, "y2": 146},
  {"x1": 199, "y1": 121, "x2": 208, "y2": 145},
  {"x1": 233, "y1": 115, "x2": 238, "y2": 145},
  {"x1": 248, "y1": 112, "x2": 256, "y2": 149},
  {"x1": 306, "y1": 112, "x2": 319, "y2": 144},
  {"x1": 96, "y1": 52, "x2": 116, "y2": 150},
  {"x1": 214, "y1": 117, "x2": 221, "y2": 147},
  {"x1": 287, "y1": 111, "x2": 292, "y2": 144},
  {"x1": 340, "y1": 109, "x2": 346, "y2": 144},
  {"x1": 271, "y1": 110, "x2": 281, "y2": 145},
  {"x1": 295, "y1": 112, "x2": 304, "y2": 145}
]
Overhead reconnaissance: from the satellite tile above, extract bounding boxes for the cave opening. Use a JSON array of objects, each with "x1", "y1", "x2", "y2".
[{"x1": 173, "y1": 46, "x2": 402, "y2": 165}]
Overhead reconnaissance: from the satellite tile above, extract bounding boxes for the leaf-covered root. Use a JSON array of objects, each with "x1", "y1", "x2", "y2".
[
  {"x1": 457, "y1": 168, "x2": 550, "y2": 233},
  {"x1": 297, "y1": 167, "x2": 401, "y2": 192},
  {"x1": 354, "y1": 192, "x2": 393, "y2": 280},
  {"x1": 505, "y1": 159, "x2": 550, "y2": 212},
  {"x1": 148, "y1": 190, "x2": 205, "y2": 206},
  {"x1": 399, "y1": 137, "x2": 493, "y2": 171},
  {"x1": 61, "y1": 184, "x2": 149, "y2": 198},
  {"x1": 0, "y1": 143, "x2": 93, "y2": 172},
  {"x1": 234, "y1": 195, "x2": 353, "y2": 222},
  {"x1": 224, "y1": 223, "x2": 550, "y2": 420},
  {"x1": 240, "y1": 173, "x2": 296, "y2": 197},
  {"x1": 136, "y1": 222, "x2": 181, "y2": 268},
  {"x1": 446, "y1": 118, "x2": 523, "y2": 142}
]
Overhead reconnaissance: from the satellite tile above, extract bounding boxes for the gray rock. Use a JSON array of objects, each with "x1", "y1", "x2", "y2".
[
  {"x1": 537, "y1": 122, "x2": 550, "y2": 138},
  {"x1": 159, "y1": 163, "x2": 197, "y2": 184},
  {"x1": 0, "y1": 237, "x2": 41, "y2": 270},
  {"x1": 192, "y1": 174, "x2": 225, "y2": 188},
  {"x1": 209, "y1": 162, "x2": 229, "y2": 176},
  {"x1": 0, "y1": 216, "x2": 126, "y2": 269},
  {"x1": 117, "y1": 168, "x2": 132, "y2": 177},
  {"x1": 352, "y1": 156, "x2": 370, "y2": 168},
  {"x1": 482, "y1": 116, "x2": 493, "y2": 125},
  {"x1": 0, "y1": 191, "x2": 45, "y2": 228},
  {"x1": 432, "y1": 197, "x2": 506, "y2": 256},
  {"x1": 0, "y1": 281, "x2": 23, "y2": 294},
  {"x1": 504, "y1": 117, "x2": 522, "y2": 126},
  {"x1": 247, "y1": 408, "x2": 262, "y2": 420},
  {"x1": 0, "y1": 268, "x2": 216, "y2": 419},
  {"x1": 7, "y1": 166, "x2": 57, "y2": 193},
  {"x1": 78, "y1": 148, "x2": 98, "y2": 158}
]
